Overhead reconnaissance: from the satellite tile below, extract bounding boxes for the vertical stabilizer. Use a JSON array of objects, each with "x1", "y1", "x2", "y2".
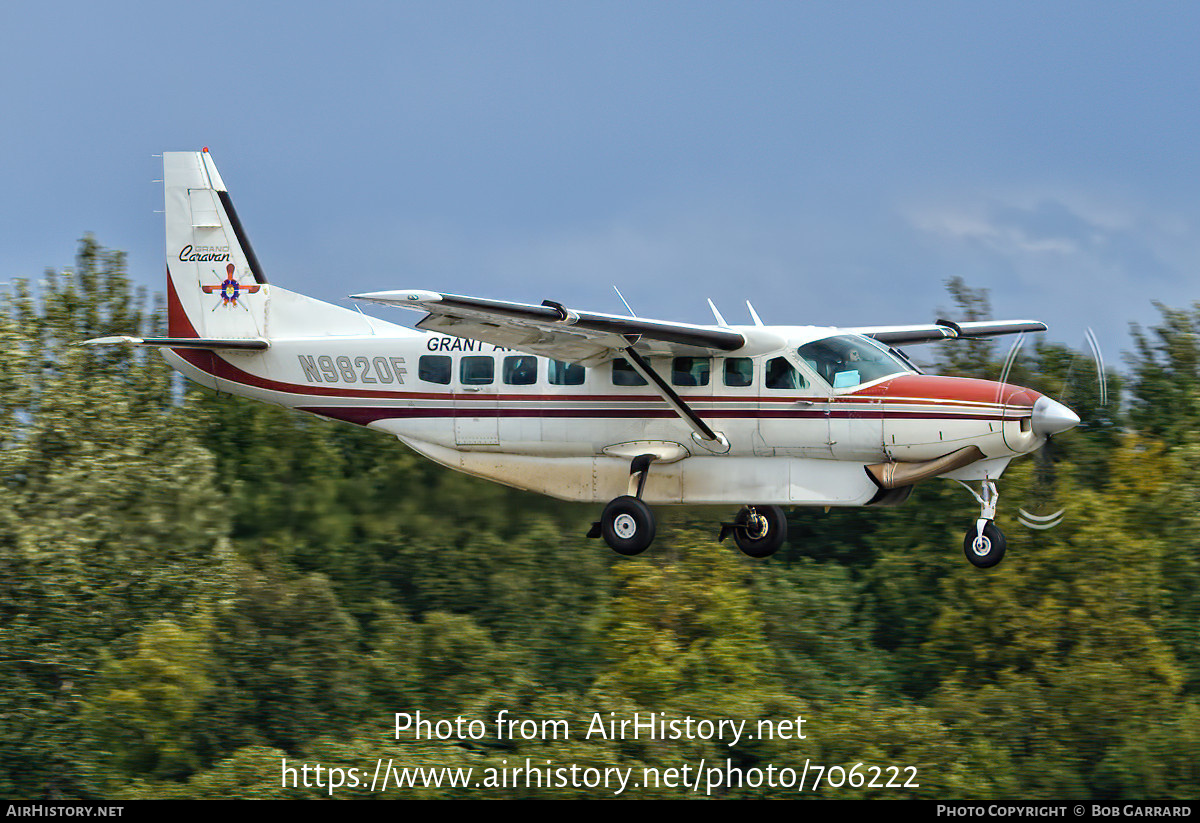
[
  {"x1": 163, "y1": 149, "x2": 412, "y2": 342},
  {"x1": 164, "y1": 150, "x2": 269, "y2": 340}
]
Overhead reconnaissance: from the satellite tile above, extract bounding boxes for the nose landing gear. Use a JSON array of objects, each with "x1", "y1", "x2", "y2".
[
  {"x1": 958, "y1": 479, "x2": 1006, "y2": 568},
  {"x1": 964, "y1": 521, "x2": 1006, "y2": 568}
]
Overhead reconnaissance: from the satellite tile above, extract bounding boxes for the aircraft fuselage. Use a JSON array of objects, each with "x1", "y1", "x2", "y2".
[{"x1": 163, "y1": 325, "x2": 1047, "y2": 507}]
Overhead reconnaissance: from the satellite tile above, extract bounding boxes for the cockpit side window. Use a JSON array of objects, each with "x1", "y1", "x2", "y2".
[
  {"x1": 797, "y1": 335, "x2": 911, "y2": 389},
  {"x1": 765, "y1": 356, "x2": 807, "y2": 390}
]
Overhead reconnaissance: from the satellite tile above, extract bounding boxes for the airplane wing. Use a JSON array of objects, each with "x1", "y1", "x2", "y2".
[
  {"x1": 852, "y1": 319, "x2": 1047, "y2": 345},
  {"x1": 350, "y1": 289, "x2": 1043, "y2": 360},
  {"x1": 350, "y1": 290, "x2": 745, "y2": 364}
]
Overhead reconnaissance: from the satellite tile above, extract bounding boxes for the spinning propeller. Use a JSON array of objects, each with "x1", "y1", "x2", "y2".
[{"x1": 994, "y1": 328, "x2": 1109, "y2": 531}]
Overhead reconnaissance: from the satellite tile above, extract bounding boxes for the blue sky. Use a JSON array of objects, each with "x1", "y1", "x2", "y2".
[{"x1": 3, "y1": 2, "x2": 1199, "y2": 366}]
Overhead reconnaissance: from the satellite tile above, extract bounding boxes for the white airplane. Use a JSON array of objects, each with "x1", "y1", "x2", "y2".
[{"x1": 89, "y1": 150, "x2": 1080, "y2": 568}]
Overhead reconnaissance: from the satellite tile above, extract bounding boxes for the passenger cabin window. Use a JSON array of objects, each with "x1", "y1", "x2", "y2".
[
  {"x1": 460, "y1": 355, "x2": 494, "y2": 385},
  {"x1": 797, "y1": 335, "x2": 911, "y2": 389},
  {"x1": 765, "y1": 356, "x2": 807, "y2": 390},
  {"x1": 503, "y1": 355, "x2": 537, "y2": 386},
  {"x1": 612, "y1": 358, "x2": 648, "y2": 386},
  {"x1": 671, "y1": 357, "x2": 710, "y2": 387},
  {"x1": 419, "y1": 354, "x2": 451, "y2": 385},
  {"x1": 549, "y1": 359, "x2": 585, "y2": 386},
  {"x1": 724, "y1": 357, "x2": 753, "y2": 387}
]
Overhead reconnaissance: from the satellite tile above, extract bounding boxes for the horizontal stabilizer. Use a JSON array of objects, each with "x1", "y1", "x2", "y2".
[{"x1": 82, "y1": 335, "x2": 270, "y2": 351}]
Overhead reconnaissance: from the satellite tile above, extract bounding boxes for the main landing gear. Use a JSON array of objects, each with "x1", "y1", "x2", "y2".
[
  {"x1": 587, "y1": 455, "x2": 787, "y2": 558},
  {"x1": 588, "y1": 455, "x2": 658, "y2": 556},
  {"x1": 958, "y1": 479, "x2": 1006, "y2": 569},
  {"x1": 598, "y1": 496, "x2": 656, "y2": 556},
  {"x1": 719, "y1": 505, "x2": 787, "y2": 558}
]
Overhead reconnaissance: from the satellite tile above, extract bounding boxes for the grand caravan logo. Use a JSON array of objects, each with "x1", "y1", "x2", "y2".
[{"x1": 178, "y1": 244, "x2": 231, "y2": 262}]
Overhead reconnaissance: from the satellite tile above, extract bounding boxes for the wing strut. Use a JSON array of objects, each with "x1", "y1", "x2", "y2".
[{"x1": 621, "y1": 346, "x2": 730, "y2": 453}]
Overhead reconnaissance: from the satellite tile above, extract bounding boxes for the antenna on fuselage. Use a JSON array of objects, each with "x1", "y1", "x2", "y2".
[
  {"x1": 746, "y1": 300, "x2": 764, "y2": 327},
  {"x1": 613, "y1": 285, "x2": 638, "y2": 318},
  {"x1": 707, "y1": 298, "x2": 729, "y2": 327},
  {"x1": 353, "y1": 303, "x2": 380, "y2": 335}
]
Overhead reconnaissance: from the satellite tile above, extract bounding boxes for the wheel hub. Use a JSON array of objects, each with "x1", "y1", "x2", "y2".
[
  {"x1": 613, "y1": 513, "x2": 638, "y2": 539},
  {"x1": 971, "y1": 536, "x2": 992, "y2": 556},
  {"x1": 746, "y1": 514, "x2": 768, "y2": 540}
]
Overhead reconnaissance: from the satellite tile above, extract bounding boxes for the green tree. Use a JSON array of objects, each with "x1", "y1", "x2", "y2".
[
  {"x1": 82, "y1": 620, "x2": 215, "y2": 779},
  {"x1": 0, "y1": 238, "x2": 233, "y2": 799},
  {"x1": 194, "y1": 565, "x2": 371, "y2": 758},
  {"x1": 595, "y1": 531, "x2": 777, "y2": 706},
  {"x1": 753, "y1": 559, "x2": 894, "y2": 702},
  {"x1": 923, "y1": 471, "x2": 1183, "y2": 798},
  {"x1": 1128, "y1": 302, "x2": 1200, "y2": 442}
]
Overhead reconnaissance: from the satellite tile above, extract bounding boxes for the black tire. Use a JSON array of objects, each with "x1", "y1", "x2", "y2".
[
  {"x1": 963, "y1": 521, "x2": 1006, "y2": 568},
  {"x1": 733, "y1": 505, "x2": 787, "y2": 558},
  {"x1": 601, "y1": 495, "x2": 656, "y2": 556}
]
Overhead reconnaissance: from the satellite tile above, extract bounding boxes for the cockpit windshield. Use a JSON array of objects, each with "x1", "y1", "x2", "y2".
[{"x1": 797, "y1": 335, "x2": 914, "y2": 389}]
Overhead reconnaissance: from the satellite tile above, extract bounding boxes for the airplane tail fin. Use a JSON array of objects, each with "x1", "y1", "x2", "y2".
[
  {"x1": 164, "y1": 149, "x2": 272, "y2": 340},
  {"x1": 163, "y1": 149, "x2": 383, "y2": 342}
]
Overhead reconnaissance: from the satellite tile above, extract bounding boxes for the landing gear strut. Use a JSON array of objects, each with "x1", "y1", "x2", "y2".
[
  {"x1": 958, "y1": 479, "x2": 1006, "y2": 568},
  {"x1": 719, "y1": 505, "x2": 787, "y2": 558},
  {"x1": 589, "y1": 454, "x2": 658, "y2": 556}
]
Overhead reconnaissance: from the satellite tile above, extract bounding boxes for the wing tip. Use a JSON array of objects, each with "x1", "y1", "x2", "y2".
[
  {"x1": 350, "y1": 290, "x2": 443, "y2": 306},
  {"x1": 79, "y1": 335, "x2": 144, "y2": 346}
]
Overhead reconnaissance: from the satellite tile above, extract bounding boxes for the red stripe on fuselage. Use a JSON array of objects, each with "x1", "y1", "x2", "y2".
[
  {"x1": 164, "y1": 313, "x2": 1038, "y2": 421},
  {"x1": 298, "y1": 406, "x2": 1019, "y2": 426}
]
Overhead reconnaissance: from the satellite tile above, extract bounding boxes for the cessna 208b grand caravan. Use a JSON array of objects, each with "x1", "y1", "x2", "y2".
[{"x1": 89, "y1": 150, "x2": 1080, "y2": 568}]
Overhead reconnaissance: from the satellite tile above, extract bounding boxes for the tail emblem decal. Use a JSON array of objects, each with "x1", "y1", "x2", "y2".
[{"x1": 201, "y1": 263, "x2": 261, "y2": 309}]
